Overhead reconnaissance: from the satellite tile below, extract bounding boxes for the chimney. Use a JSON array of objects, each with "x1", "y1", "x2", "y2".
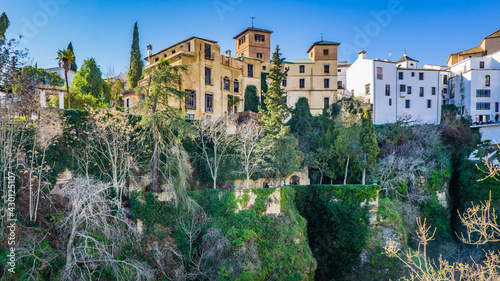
[
  {"x1": 358, "y1": 50, "x2": 366, "y2": 60},
  {"x1": 147, "y1": 44, "x2": 153, "y2": 57},
  {"x1": 225, "y1": 50, "x2": 232, "y2": 57}
]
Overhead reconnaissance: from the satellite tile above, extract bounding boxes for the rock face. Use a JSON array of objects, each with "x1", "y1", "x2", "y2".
[
  {"x1": 38, "y1": 108, "x2": 63, "y2": 148},
  {"x1": 235, "y1": 188, "x2": 281, "y2": 215}
]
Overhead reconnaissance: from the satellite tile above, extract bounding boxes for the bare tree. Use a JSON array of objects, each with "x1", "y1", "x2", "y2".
[
  {"x1": 385, "y1": 198, "x2": 500, "y2": 280},
  {"x1": 86, "y1": 109, "x2": 137, "y2": 206},
  {"x1": 60, "y1": 176, "x2": 154, "y2": 280},
  {"x1": 194, "y1": 116, "x2": 234, "y2": 189},
  {"x1": 235, "y1": 120, "x2": 264, "y2": 189}
]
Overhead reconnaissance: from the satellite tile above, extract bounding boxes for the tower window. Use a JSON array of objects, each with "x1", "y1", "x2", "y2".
[
  {"x1": 405, "y1": 99, "x2": 411, "y2": 108},
  {"x1": 324, "y1": 79, "x2": 330, "y2": 88},
  {"x1": 324, "y1": 64, "x2": 330, "y2": 73},
  {"x1": 486, "y1": 75, "x2": 491, "y2": 87},
  {"x1": 255, "y1": 34, "x2": 265, "y2": 42},
  {"x1": 256, "y1": 53, "x2": 263, "y2": 59},
  {"x1": 323, "y1": 49, "x2": 329, "y2": 56},
  {"x1": 427, "y1": 100, "x2": 432, "y2": 108},
  {"x1": 299, "y1": 65, "x2": 305, "y2": 73},
  {"x1": 299, "y1": 79, "x2": 305, "y2": 88}
]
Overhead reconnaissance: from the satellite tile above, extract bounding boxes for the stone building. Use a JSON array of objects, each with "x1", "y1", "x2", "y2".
[{"x1": 124, "y1": 26, "x2": 340, "y2": 118}]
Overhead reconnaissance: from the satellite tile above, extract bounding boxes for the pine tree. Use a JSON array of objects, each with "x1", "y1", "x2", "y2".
[
  {"x1": 260, "y1": 45, "x2": 289, "y2": 134},
  {"x1": 128, "y1": 22, "x2": 143, "y2": 89},
  {"x1": 359, "y1": 109, "x2": 379, "y2": 184},
  {"x1": 67, "y1": 42, "x2": 77, "y2": 71},
  {"x1": 72, "y1": 58, "x2": 103, "y2": 100},
  {"x1": 244, "y1": 85, "x2": 259, "y2": 112}
]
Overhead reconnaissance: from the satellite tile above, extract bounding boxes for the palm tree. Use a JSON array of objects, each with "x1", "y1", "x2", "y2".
[{"x1": 56, "y1": 48, "x2": 75, "y2": 109}]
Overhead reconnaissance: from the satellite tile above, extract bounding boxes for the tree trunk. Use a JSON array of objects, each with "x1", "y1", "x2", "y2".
[
  {"x1": 319, "y1": 171, "x2": 323, "y2": 185},
  {"x1": 362, "y1": 167, "x2": 366, "y2": 185},
  {"x1": 343, "y1": 155, "x2": 350, "y2": 185},
  {"x1": 246, "y1": 174, "x2": 250, "y2": 189},
  {"x1": 152, "y1": 130, "x2": 158, "y2": 193},
  {"x1": 65, "y1": 70, "x2": 70, "y2": 110}
]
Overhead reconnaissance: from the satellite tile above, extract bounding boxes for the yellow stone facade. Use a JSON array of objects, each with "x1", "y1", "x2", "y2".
[{"x1": 129, "y1": 27, "x2": 340, "y2": 118}]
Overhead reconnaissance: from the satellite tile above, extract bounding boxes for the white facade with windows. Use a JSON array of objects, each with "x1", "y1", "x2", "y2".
[
  {"x1": 346, "y1": 51, "x2": 449, "y2": 125},
  {"x1": 448, "y1": 51, "x2": 500, "y2": 124}
]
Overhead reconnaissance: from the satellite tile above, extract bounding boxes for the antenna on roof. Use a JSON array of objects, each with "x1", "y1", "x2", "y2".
[
  {"x1": 404, "y1": 48, "x2": 407, "y2": 55},
  {"x1": 321, "y1": 32, "x2": 324, "y2": 41},
  {"x1": 251, "y1": 14, "x2": 255, "y2": 27}
]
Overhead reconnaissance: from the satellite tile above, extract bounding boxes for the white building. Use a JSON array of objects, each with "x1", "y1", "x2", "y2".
[
  {"x1": 46, "y1": 67, "x2": 76, "y2": 87},
  {"x1": 337, "y1": 61, "x2": 350, "y2": 99},
  {"x1": 346, "y1": 51, "x2": 449, "y2": 125},
  {"x1": 448, "y1": 50, "x2": 500, "y2": 124}
]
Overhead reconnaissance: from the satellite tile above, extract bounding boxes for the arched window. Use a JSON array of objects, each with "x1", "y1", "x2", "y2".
[
  {"x1": 486, "y1": 75, "x2": 491, "y2": 87},
  {"x1": 234, "y1": 79, "x2": 239, "y2": 93},
  {"x1": 223, "y1": 77, "x2": 230, "y2": 91}
]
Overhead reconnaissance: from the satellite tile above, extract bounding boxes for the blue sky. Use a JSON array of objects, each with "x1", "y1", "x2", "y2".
[{"x1": 3, "y1": 0, "x2": 500, "y2": 76}]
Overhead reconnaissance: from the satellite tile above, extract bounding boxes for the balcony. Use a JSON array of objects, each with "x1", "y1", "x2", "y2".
[{"x1": 205, "y1": 52, "x2": 216, "y2": 60}]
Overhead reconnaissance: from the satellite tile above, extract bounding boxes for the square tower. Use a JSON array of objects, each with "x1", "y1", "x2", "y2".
[
  {"x1": 307, "y1": 41, "x2": 340, "y2": 61},
  {"x1": 233, "y1": 27, "x2": 273, "y2": 61}
]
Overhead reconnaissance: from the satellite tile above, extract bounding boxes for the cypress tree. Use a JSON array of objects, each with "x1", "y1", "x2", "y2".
[
  {"x1": 359, "y1": 109, "x2": 379, "y2": 184},
  {"x1": 128, "y1": 22, "x2": 143, "y2": 89},
  {"x1": 244, "y1": 85, "x2": 259, "y2": 112},
  {"x1": 67, "y1": 42, "x2": 78, "y2": 71},
  {"x1": 0, "y1": 12, "x2": 10, "y2": 41},
  {"x1": 259, "y1": 45, "x2": 303, "y2": 186}
]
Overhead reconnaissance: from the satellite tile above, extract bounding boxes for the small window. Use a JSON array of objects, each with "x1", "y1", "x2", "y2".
[
  {"x1": 476, "y1": 102, "x2": 490, "y2": 110},
  {"x1": 480, "y1": 61, "x2": 485, "y2": 69},
  {"x1": 338, "y1": 69, "x2": 341, "y2": 72},
  {"x1": 400, "y1": 84, "x2": 406, "y2": 92},
  {"x1": 324, "y1": 65, "x2": 330, "y2": 74},
  {"x1": 377, "y1": 67, "x2": 383, "y2": 80},
  {"x1": 419, "y1": 72, "x2": 424, "y2": 80},
  {"x1": 205, "y1": 68, "x2": 212, "y2": 85},
  {"x1": 204, "y1": 43, "x2": 212, "y2": 59},
  {"x1": 155, "y1": 57, "x2": 159, "y2": 62},
  {"x1": 186, "y1": 114, "x2": 195, "y2": 120},
  {"x1": 324, "y1": 97, "x2": 330, "y2": 108},
  {"x1": 299, "y1": 65, "x2": 305, "y2": 73},
  {"x1": 496, "y1": 102, "x2": 499, "y2": 113},
  {"x1": 419, "y1": 87, "x2": 424, "y2": 97},
  {"x1": 432, "y1": 87, "x2": 436, "y2": 95},
  {"x1": 365, "y1": 84, "x2": 370, "y2": 95},
  {"x1": 411, "y1": 72, "x2": 415, "y2": 77},
  {"x1": 223, "y1": 77, "x2": 230, "y2": 91},
  {"x1": 408, "y1": 86, "x2": 412, "y2": 95},
  {"x1": 476, "y1": 90, "x2": 491, "y2": 97},
  {"x1": 405, "y1": 99, "x2": 410, "y2": 108},
  {"x1": 282, "y1": 79, "x2": 287, "y2": 87},
  {"x1": 398, "y1": 72, "x2": 404, "y2": 80},
  {"x1": 234, "y1": 80, "x2": 239, "y2": 93},
  {"x1": 427, "y1": 100, "x2": 432, "y2": 108},
  {"x1": 324, "y1": 79, "x2": 330, "y2": 88},
  {"x1": 205, "y1": 93, "x2": 213, "y2": 112},
  {"x1": 126, "y1": 98, "x2": 130, "y2": 108},
  {"x1": 299, "y1": 79, "x2": 305, "y2": 88},
  {"x1": 389, "y1": 98, "x2": 392, "y2": 106},
  {"x1": 385, "y1": 85, "x2": 390, "y2": 96},
  {"x1": 323, "y1": 49, "x2": 329, "y2": 56},
  {"x1": 186, "y1": 90, "x2": 196, "y2": 109},
  {"x1": 256, "y1": 53, "x2": 263, "y2": 59},
  {"x1": 486, "y1": 75, "x2": 491, "y2": 87},
  {"x1": 248, "y1": 64, "x2": 254, "y2": 77},
  {"x1": 262, "y1": 66, "x2": 266, "y2": 71},
  {"x1": 443, "y1": 75, "x2": 448, "y2": 84},
  {"x1": 338, "y1": 81, "x2": 343, "y2": 89}
]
